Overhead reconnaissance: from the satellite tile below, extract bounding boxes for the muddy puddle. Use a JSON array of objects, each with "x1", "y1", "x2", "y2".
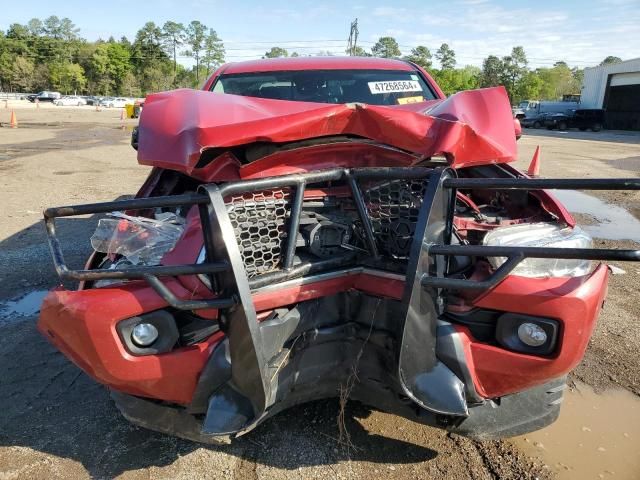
[
  {"x1": 512, "y1": 381, "x2": 640, "y2": 479},
  {"x1": 551, "y1": 189, "x2": 640, "y2": 242},
  {"x1": 0, "y1": 290, "x2": 48, "y2": 320}
]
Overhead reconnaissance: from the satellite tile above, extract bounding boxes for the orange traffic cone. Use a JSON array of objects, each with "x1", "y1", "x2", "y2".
[
  {"x1": 527, "y1": 145, "x2": 541, "y2": 177},
  {"x1": 120, "y1": 108, "x2": 125, "y2": 121},
  {"x1": 9, "y1": 110, "x2": 18, "y2": 128}
]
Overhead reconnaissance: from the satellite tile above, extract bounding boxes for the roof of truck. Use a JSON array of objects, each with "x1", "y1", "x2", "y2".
[{"x1": 220, "y1": 56, "x2": 416, "y2": 75}]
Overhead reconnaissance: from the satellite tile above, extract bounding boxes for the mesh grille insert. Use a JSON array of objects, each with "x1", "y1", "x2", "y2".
[
  {"x1": 223, "y1": 178, "x2": 429, "y2": 278},
  {"x1": 225, "y1": 189, "x2": 290, "y2": 278},
  {"x1": 362, "y1": 179, "x2": 427, "y2": 258}
]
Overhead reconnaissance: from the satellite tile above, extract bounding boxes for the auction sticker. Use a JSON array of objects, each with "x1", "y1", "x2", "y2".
[
  {"x1": 397, "y1": 95, "x2": 424, "y2": 105},
  {"x1": 368, "y1": 80, "x2": 422, "y2": 94}
]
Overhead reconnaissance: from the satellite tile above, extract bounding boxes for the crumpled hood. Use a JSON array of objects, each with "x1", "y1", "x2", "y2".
[{"x1": 137, "y1": 86, "x2": 517, "y2": 174}]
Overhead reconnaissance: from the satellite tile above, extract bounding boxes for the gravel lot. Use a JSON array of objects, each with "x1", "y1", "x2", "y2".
[{"x1": 1, "y1": 104, "x2": 639, "y2": 479}]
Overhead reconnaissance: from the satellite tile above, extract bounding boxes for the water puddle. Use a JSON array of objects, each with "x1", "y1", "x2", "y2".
[
  {"x1": 512, "y1": 381, "x2": 640, "y2": 479},
  {"x1": 551, "y1": 190, "x2": 640, "y2": 242},
  {"x1": 0, "y1": 290, "x2": 49, "y2": 319}
]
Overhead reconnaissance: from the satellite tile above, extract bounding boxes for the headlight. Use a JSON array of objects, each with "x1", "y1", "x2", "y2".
[{"x1": 483, "y1": 223, "x2": 593, "y2": 278}]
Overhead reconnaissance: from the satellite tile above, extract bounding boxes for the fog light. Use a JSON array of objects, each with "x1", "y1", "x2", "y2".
[
  {"x1": 517, "y1": 322, "x2": 547, "y2": 347},
  {"x1": 131, "y1": 323, "x2": 159, "y2": 347}
]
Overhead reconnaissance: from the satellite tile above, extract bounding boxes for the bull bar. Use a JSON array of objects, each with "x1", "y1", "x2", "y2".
[{"x1": 43, "y1": 167, "x2": 640, "y2": 438}]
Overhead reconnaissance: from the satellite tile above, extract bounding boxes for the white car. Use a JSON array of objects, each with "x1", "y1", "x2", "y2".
[
  {"x1": 55, "y1": 95, "x2": 87, "y2": 106},
  {"x1": 101, "y1": 97, "x2": 129, "y2": 108}
]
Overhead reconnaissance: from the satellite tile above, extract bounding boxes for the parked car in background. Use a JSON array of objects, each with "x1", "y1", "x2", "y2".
[
  {"x1": 544, "y1": 109, "x2": 605, "y2": 132},
  {"x1": 515, "y1": 100, "x2": 579, "y2": 120},
  {"x1": 544, "y1": 113, "x2": 572, "y2": 130},
  {"x1": 85, "y1": 96, "x2": 104, "y2": 106},
  {"x1": 520, "y1": 112, "x2": 553, "y2": 129},
  {"x1": 54, "y1": 95, "x2": 87, "y2": 106},
  {"x1": 26, "y1": 91, "x2": 61, "y2": 103},
  {"x1": 572, "y1": 109, "x2": 604, "y2": 131},
  {"x1": 100, "y1": 97, "x2": 129, "y2": 108}
]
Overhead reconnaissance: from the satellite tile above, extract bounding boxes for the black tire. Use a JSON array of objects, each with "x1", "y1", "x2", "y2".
[
  {"x1": 558, "y1": 121, "x2": 567, "y2": 131},
  {"x1": 579, "y1": 127, "x2": 587, "y2": 131},
  {"x1": 546, "y1": 125, "x2": 553, "y2": 130},
  {"x1": 591, "y1": 123, "x2": 602, "y2": 132},
  {"x1": 533, "y1": 121, "x2": 541, "y2": 129}
]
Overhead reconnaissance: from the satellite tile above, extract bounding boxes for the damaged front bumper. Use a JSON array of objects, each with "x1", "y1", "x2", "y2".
[{"x1": 39, "y1": 167, "x2": 640, "y2": 441}]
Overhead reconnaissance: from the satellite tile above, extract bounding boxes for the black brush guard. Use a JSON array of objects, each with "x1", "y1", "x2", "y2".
[{"x1": 44, "y1": 167, "x2": 640, "y2": 438}]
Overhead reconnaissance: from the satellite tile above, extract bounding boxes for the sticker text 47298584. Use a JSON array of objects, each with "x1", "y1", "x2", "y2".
[{"x1": 367, "y1": 80, "x2": 422, "y2": 95}]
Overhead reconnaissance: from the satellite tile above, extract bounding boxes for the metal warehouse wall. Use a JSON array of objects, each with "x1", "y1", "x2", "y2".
[{"x1": 581, "y1": 58, "x2": 640, "y2": 108}]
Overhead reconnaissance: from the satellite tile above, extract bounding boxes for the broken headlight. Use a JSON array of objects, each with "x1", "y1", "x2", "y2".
[{"x1": 483, "y1": 222, "x2": 593, "y2": 278}]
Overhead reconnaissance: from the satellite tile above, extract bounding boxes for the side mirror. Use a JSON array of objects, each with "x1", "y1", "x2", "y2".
[{"x1": 514, "y1": 118, "x2": 522, "y2": 141}]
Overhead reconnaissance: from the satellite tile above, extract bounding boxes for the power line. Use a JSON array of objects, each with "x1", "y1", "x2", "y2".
[
  {"x1": 5, "y1": 37, "x2": 607, "y2": 67},
  {"x1": 225, "y1": 39, "x2": 346, "y2": 45}
]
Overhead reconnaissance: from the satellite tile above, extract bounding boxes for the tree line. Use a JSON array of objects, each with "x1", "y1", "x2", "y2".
[
  {"x1": 1, "y1": 19, "x2": 623, "y2": 103},
  {"x1": 0, "y1": 16, "x2": 225, "y2": 95},
  {"x1": 264, "y1": 38, "x2": 623, "y2": 104}
]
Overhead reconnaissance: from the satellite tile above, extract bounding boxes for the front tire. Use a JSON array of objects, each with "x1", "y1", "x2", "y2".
[
  {"x1": 558, "y1": 121, "x2": 567, "y2": 131},
  {"x1": 591, "y1": 123, "x2": 602, "y2": 132},
  {"x1": 533, "y1": 121, "x2": 541, "y2": 128}
]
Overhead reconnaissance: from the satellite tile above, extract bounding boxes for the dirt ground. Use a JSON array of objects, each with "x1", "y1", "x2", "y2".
[{"x1": 0, "y1": 104, "x2": 639, "y2": 479}]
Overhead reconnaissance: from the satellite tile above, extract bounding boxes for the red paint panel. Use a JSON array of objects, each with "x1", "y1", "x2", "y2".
[
  {"x1": 464, "y1": 264, "x2": 609, "y2": 398},
  {"x1": 39, "y1": 260, "x2": 608, "y2": 404},
  {"x1": 38, "y1": 282, "x2": 222, "y2": 405},
  {"x1": 238, "y1": 142, "x2": 416, "y2": 180},
  {"x1": 137, "y1": 87, "x2": 517, "y2": 175},
  {"x1": 213, "y1": 57, "x2": 417, "y2": 76}
]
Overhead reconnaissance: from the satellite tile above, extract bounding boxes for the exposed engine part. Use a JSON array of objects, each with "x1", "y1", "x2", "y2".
[{"x1": 298, "y1": 213, "x2": 353, "y2": 258}]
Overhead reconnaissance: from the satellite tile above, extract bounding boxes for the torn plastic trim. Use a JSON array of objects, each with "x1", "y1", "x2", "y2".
[{"x1": 90, "y1": 211, "x2": 185, "y2": 267}]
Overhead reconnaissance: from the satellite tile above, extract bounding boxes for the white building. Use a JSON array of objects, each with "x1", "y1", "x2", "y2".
[{"x1": 581, "y1": 58, "x2": 640, "y2": 130}]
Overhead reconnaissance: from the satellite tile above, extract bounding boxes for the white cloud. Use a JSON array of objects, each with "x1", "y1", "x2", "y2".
[
  {"x1": 363, "y1": 1, "x2": 640, "y2": 68},
  {"x1": 372, "y1": 7, "x2": 408, "y2": 17}
]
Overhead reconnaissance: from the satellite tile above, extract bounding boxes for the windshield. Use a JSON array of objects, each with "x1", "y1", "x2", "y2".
[{"x1": 212, "y1": 69, "x2": 436, "y2": 105}]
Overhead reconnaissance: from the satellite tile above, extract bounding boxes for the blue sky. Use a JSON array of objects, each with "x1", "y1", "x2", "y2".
[{"x1": 2, "y1": 0, "x2": 639, "y2": 68}]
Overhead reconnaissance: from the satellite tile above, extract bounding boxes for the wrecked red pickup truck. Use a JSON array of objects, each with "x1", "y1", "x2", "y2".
[{"x1": 39, "y1": 57, "x2": 640, "y2": 443}]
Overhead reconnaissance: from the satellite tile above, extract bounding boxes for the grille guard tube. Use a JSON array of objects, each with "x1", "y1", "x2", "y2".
[
  {"x1": 399, "y1": 168, "x2": 468, "y2": 416},
  {"x1": 41, "y1": 168, "x2": 640, "y2": 439}
]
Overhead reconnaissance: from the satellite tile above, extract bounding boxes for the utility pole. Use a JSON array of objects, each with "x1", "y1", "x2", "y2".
[{"x1": 347, "y1": 18, "x2": 359, "y2": 56}]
